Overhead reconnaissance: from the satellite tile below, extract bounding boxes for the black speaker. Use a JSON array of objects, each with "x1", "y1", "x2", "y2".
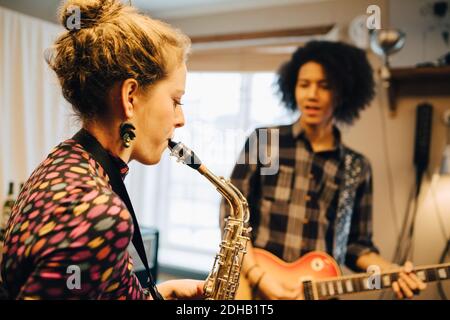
[{"x1": 413, "y1": 102, "x2": 433, "y2": 177}]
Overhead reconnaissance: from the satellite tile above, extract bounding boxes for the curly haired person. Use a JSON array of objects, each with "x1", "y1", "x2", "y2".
[{"x1": 221, "y1": 41, "x2": 426, "y2": 300}]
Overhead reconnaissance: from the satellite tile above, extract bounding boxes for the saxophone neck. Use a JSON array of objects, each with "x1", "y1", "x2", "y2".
[{"x1": 198, "y1": 165, "x2": 249, "y2": 222}]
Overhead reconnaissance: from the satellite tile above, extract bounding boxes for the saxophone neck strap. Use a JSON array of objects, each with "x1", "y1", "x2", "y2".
[{"x1": 72, "y1": 128, "x2": 163, "y2": 300}]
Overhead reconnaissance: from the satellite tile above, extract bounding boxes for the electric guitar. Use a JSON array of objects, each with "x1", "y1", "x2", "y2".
[{"x1": 236, "y1": 248, "x2": 450, "y2": 300}]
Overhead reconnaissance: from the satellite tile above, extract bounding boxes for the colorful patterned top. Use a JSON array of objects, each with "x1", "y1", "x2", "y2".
[{"x1": 0, "y1": 139, "x2": 150, "y2": 299}]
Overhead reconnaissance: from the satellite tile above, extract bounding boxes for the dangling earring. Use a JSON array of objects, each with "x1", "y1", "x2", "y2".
[{"x1": 120, "y1": 122, "x2": 136, "y2": 148}]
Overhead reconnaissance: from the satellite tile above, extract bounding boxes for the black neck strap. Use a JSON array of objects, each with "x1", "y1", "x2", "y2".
[{"x1": 72, "y1": 129, "x2": 163, "y2": 300}]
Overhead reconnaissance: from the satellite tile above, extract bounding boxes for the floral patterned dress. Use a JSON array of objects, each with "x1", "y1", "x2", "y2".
[{"x1": 0, "y1": 139, "x2": 149, "y2": 299}]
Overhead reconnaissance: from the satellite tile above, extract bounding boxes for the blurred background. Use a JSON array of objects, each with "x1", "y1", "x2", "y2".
[{"x1": 0, "y1": 0, "x2": 449, "y2": 299}]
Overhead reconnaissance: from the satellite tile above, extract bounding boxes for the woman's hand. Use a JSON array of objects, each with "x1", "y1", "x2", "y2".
[
  {"x1": 156, "y1": 279, "x2": 205, "y2": 300},
  {"x1": 255, "y1": 272, "x2": 302, "y2": 300}
]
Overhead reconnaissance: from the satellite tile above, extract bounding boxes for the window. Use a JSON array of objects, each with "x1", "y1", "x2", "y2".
[{"x1": 156, "y1": 72, "x2": 294, "y2": 273}]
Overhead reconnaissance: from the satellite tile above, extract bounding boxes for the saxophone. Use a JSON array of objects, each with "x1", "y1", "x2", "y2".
[{"x1": 168, "y1": 140, "x2": 251, "y2": 300}]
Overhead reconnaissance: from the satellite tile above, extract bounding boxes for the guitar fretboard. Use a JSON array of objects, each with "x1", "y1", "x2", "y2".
[{"x1": 305, "y1": 262, "x2": 450, "y2": 299}]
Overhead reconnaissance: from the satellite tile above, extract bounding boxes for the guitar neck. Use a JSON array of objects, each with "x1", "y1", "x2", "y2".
[{"x1": 311, "y1": 262, "x2": 450, "y2": 299}]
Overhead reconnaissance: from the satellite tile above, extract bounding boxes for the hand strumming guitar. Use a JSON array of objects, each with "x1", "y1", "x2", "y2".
[{"x1": 247, "y1": 265, "x2": 303, "y2": 300}]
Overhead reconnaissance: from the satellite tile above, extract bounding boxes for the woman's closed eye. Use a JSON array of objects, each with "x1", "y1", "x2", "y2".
[{"x1": 173, "y1": 99, "x2": 183, "y2": 109}]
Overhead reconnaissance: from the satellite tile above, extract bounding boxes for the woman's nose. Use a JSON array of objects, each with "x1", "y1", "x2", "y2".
[{"x1": 174, "y1": 107, "x2": 185, "y2": 128}]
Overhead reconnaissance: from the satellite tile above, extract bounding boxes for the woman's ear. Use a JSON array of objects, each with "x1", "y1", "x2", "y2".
[{"x1": 120, "y1": 78, "x2": 139, "y2": 119}]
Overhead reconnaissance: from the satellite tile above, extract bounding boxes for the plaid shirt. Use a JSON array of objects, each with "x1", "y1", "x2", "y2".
[{"x1": 220, "y1": 119, "x2": 379, "y2": 271}]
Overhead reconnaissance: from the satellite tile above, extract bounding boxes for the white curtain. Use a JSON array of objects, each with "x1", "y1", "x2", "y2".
[{"x1": 0, "y1": 7, "x2": 73, "y2": 198}]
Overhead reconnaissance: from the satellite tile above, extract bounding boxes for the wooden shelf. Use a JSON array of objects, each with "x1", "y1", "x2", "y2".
[
  {"x1": 190, "y1": 24, "x2": 335, "y2": 44},
  {"x1": 387, "y1": 66, "x2": 450, "y2": 114}
]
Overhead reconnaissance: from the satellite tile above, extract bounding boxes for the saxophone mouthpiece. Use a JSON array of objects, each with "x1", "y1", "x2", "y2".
[
  {"x1": 168, "y1": 139, "x2": 202, "y2": 170},
  {"x1": 168, "y1": 139, "x2": 177, "y2": 150}
]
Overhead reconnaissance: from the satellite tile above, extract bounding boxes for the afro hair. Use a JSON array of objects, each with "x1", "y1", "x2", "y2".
[{"x1": 276, "y1": 41, "x2": 375, "y2": 125}]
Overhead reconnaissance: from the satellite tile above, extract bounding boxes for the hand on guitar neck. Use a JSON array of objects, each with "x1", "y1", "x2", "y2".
[
  {"x1": 392, "y1": 261, "x2": 427, "y2": 299},
  {"x1": 356, "y1": 252, "x2": 427, "y2": 299}
]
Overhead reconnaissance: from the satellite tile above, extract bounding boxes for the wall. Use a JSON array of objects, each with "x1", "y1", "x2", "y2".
[
  {"x1": 344, "y1": 61, "x2": 450, "y2": 299},
  {"x1": 382, "y1": 0, "x2": 449, "y2": 299},
  {"x1": 0, "y1": 0, "x2": 60, "y2": 24},
  {"x1": 170, "y1": 0, "x2": 389, "y2": 70},
  {"x1": 167, "y1": 0, "x2": 388, "y2": 38},
  {"x1": 389, "y1": 0, "x2": 449, "y2": 67}
]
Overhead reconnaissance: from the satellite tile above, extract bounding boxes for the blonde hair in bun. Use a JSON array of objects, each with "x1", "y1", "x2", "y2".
[
  {"x1": 46, "y1": 0, "x2": 191, "y2": 120},
  {"x1": 59, "y1": 0, "x2": 123, "y2": 30}
]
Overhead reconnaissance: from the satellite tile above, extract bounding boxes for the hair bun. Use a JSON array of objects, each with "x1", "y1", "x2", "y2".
[{"x1": 58, "y1": 0, "x2": 124, "y2": 31}]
